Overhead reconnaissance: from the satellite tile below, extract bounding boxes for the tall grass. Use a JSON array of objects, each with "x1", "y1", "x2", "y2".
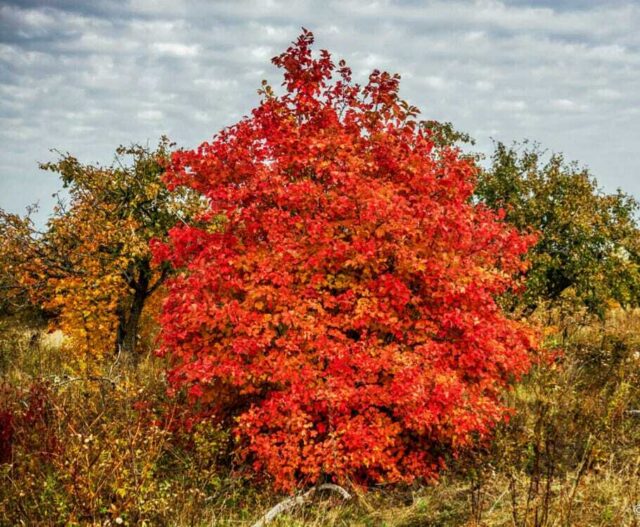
[{"x1": 1, "y1": 307, "x2": 639, "y2": 525}]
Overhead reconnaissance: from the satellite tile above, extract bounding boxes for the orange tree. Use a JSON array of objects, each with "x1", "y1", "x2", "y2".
[
  {"x1": 0, "y1": 206, "x2": 44, "y2": 322},
  {"x1": 0, "y1": 138, "x2": 201, "y2": 360},
  {"x1": 155, "y1": 31, "x2": 537, "y2": 490}
]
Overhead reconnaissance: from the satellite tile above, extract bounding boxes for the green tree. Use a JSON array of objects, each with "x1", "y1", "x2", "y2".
[{"x1": 476, "y1": 141, "x2": 640, "y2": 315}]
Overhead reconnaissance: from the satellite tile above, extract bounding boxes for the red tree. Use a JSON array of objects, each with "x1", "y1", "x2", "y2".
[{"x1": 155, "y1": 30, "x2": 536, "y2": 490}]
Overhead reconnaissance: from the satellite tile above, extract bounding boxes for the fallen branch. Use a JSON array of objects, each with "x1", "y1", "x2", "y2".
[
  {"x1": 46, "y1": 374, "x2": 118, "y2": 389},
  {"x1": 250, "y1": 484, "x2": 352, "y2": 527}
]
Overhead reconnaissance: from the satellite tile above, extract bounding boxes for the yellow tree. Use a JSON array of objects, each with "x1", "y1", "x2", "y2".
[{"x1": 0, "y1": 138, "x2": 201, "y2": 360}]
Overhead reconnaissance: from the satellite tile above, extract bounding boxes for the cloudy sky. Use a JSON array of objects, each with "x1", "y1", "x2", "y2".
[{"x1": 1, "y1": 0, "x2": 639, "y2": 225}]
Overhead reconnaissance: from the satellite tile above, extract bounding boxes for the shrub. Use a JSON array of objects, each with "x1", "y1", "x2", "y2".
[
  {"x1": 155, "y1": 30, "x2": 536, "y2": 490},
  {"x1": 0, "y1": 347, "x2": 230, "y2": 525}
]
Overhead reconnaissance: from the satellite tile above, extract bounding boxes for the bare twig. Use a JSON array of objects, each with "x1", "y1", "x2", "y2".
[
  {"x1": 488, "y1": 486, "x2": 510, "y2": 515},
  {"x1": 565, "y1": 435, "x2": 592, "y2": 525}
]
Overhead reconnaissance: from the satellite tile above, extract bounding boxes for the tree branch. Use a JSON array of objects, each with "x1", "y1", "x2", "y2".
[{"x1": 250, "y1": 484, "x2": 351, "y2": 527}]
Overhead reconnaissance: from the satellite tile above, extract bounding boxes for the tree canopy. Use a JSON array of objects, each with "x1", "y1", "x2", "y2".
[
  {"x1": 0, "y1": 138, "x2": 201, "y2": 360},
  {"x1": 476, "y1": 141, "x2": 640, "y2": 315}
]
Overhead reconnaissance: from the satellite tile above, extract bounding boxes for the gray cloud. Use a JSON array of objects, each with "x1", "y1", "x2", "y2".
[{"x1": 1, "y1": 0, "x2": 639, "y2": 226}]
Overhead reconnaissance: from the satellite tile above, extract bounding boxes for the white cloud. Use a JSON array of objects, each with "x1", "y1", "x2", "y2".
[
  {"x1": 551, "y1": 98, "x2": 583, "y2": 112},
  {"x1": 495, "y1": 100, "x2": 528, "y2": 111},
  {"x1": 152, "y1": 42, "x2": 199, "y2": 57},
  {"x1": 1, "y1": 0, "x2": 639, "y2": 227},
  {"x1": 137, "y1": 110, "x2": 164, "y2": 120},
  {"x1": 422, "y1": 76, "x2": 448, "y2": 90}
]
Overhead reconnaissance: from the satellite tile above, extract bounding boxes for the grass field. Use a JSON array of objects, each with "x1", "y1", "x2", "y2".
[{"x1": 1, "y1": 307, "x2": 640, "y2": 526}]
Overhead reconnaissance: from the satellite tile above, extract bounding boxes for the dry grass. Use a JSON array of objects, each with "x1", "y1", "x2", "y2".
[{"x1": 1, "y1": 308, "x2": 640, "y2": 526}]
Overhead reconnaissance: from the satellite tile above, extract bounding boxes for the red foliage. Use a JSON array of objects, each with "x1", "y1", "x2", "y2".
[
  {"x1": 155, "y1": 30, "x2": 536, "y2": 490},
  {"x1": 0, "y1": 381, "x2": 60, "y2": 466},
  {"x1": 0, "y1": 408, "x2": 13, "y2": 464}
]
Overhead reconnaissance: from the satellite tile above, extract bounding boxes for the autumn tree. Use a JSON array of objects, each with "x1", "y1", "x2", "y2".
[
  {"x1": 476, "y1": 141, "x2": 640, "y2": 315},
  {"x1": 155, "y1": 30, "x2": 536, "y2": 490},
  {"x1": 0, "y1": 209, "x2": 47, "y2": 328},
  {"x1": 0, "y1": 138, "x2": 201, "y2": 360}
]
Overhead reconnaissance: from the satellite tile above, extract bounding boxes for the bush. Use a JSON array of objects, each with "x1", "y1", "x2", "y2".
[
  {"x1": 155, "y1": 29, "x2": 536, "y2": 492},
  {"x1": 0, "y1": 335, "x2": 230, "y2": 526}
]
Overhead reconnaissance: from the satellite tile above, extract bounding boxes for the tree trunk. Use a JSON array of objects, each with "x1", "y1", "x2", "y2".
[
  {"x1": 116, "y1": 261, "x2": 151, "y2": 360},
  {"x1": 122, "y1": 285, "x2": 147, "y2": 357}
]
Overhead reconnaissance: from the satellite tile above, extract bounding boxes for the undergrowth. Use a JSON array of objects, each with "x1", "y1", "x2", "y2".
[{"x1": 1, "y1": 307, "x2": 639, "y2": 526}]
